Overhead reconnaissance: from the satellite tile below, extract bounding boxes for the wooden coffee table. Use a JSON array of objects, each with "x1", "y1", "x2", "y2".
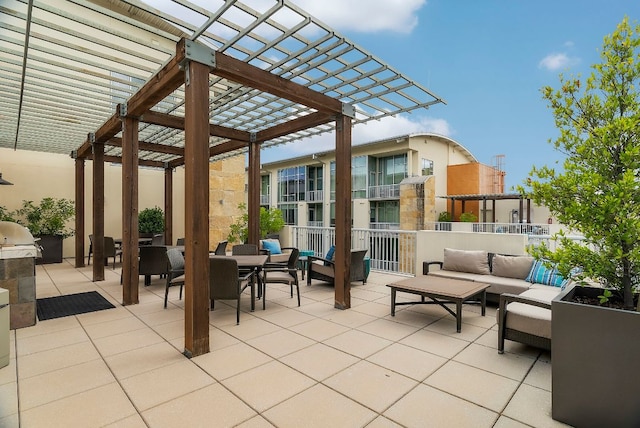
[{"x1": 387, "y1": 275, "x2": 490, "y2": 332}]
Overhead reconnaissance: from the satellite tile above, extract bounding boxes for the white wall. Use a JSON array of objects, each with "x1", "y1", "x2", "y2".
[{"x1": 0, "y1": 148, "x2": 185, "y2": 259}]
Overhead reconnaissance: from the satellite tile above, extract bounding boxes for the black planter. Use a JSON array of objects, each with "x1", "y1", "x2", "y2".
[
  {"x1": 552, "y1": 285, "x2": 640, "y2": 427},
  {"x1": 36, "y1": 234, "x2": 63, "y2": 264}
]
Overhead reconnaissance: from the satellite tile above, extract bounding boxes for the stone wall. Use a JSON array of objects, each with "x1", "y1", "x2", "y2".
[
  {"x1": 399, "y1": 176, "x2": 436, "y2": 231},
  {"x1": 209, "y1": 155, "x2": 246, "y2": 251},
  {"x1": 0, "y1": 256, "x2": 36, "y2": 329}
]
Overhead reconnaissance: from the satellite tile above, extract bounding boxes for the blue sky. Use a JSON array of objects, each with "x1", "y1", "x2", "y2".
[{"x1": 258, "y1": 0, "x2": 640, "y2": 189}]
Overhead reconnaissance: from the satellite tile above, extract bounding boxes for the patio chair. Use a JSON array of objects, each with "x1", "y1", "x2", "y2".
[
  {"x1": 307, "y1": 249, "x2": 368, "y2": 286},
  {"x1": 176, "y1": 237, "x2": 185, "y2": 246},
  {"x1": 87, "y1": 234, "x2": 94, "y2": 265},
  {"x1": 231, "y1": 243, "x2": 259, "y2": 255},
  {"x1": 214, "y1": 240, "x2": 228, "y2": 255},
  {"x1": 104, "y1": 236, "x2": 123, "y2": 269},
  {"x1": 263, "y1": 248, "x2": 300, "y2": 308},
  {"x1": 497, "y1": 288, "x2": 557, "y2": 353},
  {"x1": 151, "y1": 233, "x2": 165, "y2": 245},
  {"x1": 209, "y1": 256, "x2": 256, "y2": 324},
  {"x1": 164, "y1": 248, "x2": 185, "y2": 308},
  {"x1": 139, "y1": 245, "x2": 169, "y2": 286}
]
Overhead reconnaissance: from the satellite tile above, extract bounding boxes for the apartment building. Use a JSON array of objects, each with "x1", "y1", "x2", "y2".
[{"x1": 258, "y1": 133, "x2": 505, "y2": 230}]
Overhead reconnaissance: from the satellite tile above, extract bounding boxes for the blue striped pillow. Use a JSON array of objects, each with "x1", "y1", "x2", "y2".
[{"x1": 526, "y1": 260, "x2": 566, "y2": 287}]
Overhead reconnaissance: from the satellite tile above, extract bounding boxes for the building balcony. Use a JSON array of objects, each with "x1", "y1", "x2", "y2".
[
  {"x1": 368, "y1": 184, "x2": 400, "y2": 199},
  {"x1": 305, "y1": 190, "x2": 323, "y2": 202}
]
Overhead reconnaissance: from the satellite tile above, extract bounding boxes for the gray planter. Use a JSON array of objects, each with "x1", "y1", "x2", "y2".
[{"x1": 552, "y1": 285, "x2": 640, "y2": 427}]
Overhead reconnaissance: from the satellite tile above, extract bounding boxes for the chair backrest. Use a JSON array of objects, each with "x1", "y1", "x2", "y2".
[
  {"x1": 139, "y1": 245, "x2": 169, "y2": 275},
  {"x1": 286, "y1": 247, "x2": 300, "y2": 269},
  {"x1": 350, "y1": 249, "x2": 368, "y2": 281},
  {"x1": 231, "y1": 244, "x2": 258, "y2": 255},
  {"x1": 214, "y1": 240, "x2": 228, "y2": 255},
  {"x1": 209, "y1": 256, "x2": 240, "y2": 300},
  {"x1": 104, "y1": 236, "x2": 117, "y2": 257},
  {"x1": 166, "y1": 248, "x2": 185, "y2": 272},
  {"x1": 176, "y1": 237, "x2": 185, "y2": 246},
  {"x1": 151, "y1": 233, "x2": 165, "y2": 245}
]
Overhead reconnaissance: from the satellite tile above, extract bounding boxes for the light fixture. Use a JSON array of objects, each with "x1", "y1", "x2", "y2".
[{"x1": 0, "y1": 173, "x2": 12, "y2": 185}]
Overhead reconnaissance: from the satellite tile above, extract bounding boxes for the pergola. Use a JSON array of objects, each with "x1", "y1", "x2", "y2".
[
  {"x1": 439, "y1": 193, "x2": 533, "y2": 223},
  {"x1": 1, "y1": 0, "x2": 445, "y2": 356}
]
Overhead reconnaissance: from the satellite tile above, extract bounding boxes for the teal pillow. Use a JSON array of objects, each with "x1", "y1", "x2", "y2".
[
  {"x1": 324, "y1": 245, "x2": 335, "y2": 266},
  {"x1": 526, "y1": 260, "x2": 566, "y2": 287},
  {"x1": 262, "y1": 239, "x2": 282, "y2": 255}
]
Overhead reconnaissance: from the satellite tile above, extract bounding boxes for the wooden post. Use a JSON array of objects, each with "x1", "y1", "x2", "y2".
[
  {"x1": 183, "y1": 60, "x2": 210, "y2": 357},
  {"x1": 334, "y1": 115, "x2": 352, "y2": 309},
  {"x1": 121, "y1": 113, "x2": 139, "y2": 305},
  {"x1": 74, "y1": 157, "x2": 85, "y2": 267},
  {"x1": 92, "y1": 138, "x2": 105, "y2": 281},
  {"x1": 164, "y1": 165, "x2": 173, "y2": 245},
  {"x1": 247, "y1": 141, "x2": 260, "y2": 245}
]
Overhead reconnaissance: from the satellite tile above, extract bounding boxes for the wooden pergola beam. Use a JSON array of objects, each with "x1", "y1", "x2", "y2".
[
  {"x1": 107, "y1": 137, "x2": 184, "y2": 156},
  {"x1": 140, "y1": 110, "x2": 252, "y2": 142},
  {"x1": 255, "y1": 111, "x2": 335, "y2": 143}
]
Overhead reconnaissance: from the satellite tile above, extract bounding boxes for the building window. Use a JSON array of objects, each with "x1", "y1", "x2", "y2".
[
  {"x1": 278, "y1": 203, "x2": 298, "y2": 225},
  {"x1": 352, "y1": 156, "x2": 367, "y2": 198},
  {"x1": 370, "y1": 200, "x2": 400, "y2": 224},
  {"x1": 277, "y1": 166, "x2": 305, "y2": 202},
  {"x1": 308, "y1": 203, "x2": 323, "y2": 226},
  {"x1": 421, "y1": 158, "x2": 434, "y2": 176},
  {"x1": 260, "y1": 175, "x2": 270, "y2": 206},
  {"x1": 307, "y1": 165, "x2": 323, "y2": 201}
]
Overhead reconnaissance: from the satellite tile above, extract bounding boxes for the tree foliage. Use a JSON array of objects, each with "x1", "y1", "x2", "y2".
[
  {"x1": 227, "y1": 203, "x2": 285, "y2": 244},
  {"x1": 15, "y1": 198, "x2": 75, "y2": 238},
  {"x1": 521, "y1": 17, "x2": 640, "y2": 310},
  {"x1": 138, "y1": 206, "x2": 164, "y2": 234}
]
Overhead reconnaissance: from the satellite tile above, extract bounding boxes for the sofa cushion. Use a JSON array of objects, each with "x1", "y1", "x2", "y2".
[
  {"x1": 442, "y1": 248, "x2": 490, "y2": 275},
  {"x1": 498, "y1": 287, "x2": 560, "y2": 339},
  {"x1": 491, "y1": 255, "x2": 534, "y2": 279}
]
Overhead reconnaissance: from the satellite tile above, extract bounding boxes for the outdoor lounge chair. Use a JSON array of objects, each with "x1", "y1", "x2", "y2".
[
  {"x1": 139, "y1": 245, "x2": 169, "y2": 286},
  {"x1": 104, "y1": 236, "x2": 122, "y2": 269},
  {"x1": 497, "y1": 287, "x2": 558, "y2": 353},
  {"x1": 307, "y1": 249, "x2": 368, "y2": 286}
]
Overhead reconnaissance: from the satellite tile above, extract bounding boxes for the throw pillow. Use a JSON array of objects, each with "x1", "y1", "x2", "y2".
[
  {"x1": 526, "y1": 260, "x2": 566, "y2": 287},
  {"x1": 491, "y1": 255, "x2": 535, "y2": 279},
  {"x1": 261, "y1": 239, "x2": 282, "y2": 255},
  {"x1": 324, "y1": 245, "x2": 335, "y2": 266},
  {"x1": 442, "y1": 248, "x2": 490, "y2": 275}
]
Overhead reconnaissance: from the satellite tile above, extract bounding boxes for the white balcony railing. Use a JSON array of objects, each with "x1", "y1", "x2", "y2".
[
  {"x1": 305, "y1": 190, "x2": 323, "y2": 202},
  {"x1": 368, "y1": 184, "x2": 400, "y2": 199}
]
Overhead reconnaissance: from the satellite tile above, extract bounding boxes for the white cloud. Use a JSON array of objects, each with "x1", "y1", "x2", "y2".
[
  {"x1": 290, "y1": 0, "x2": 427, "y2": 33},
  {"x1": 538, "y1": 53, "x2": 580, "y2": 71},
  {"x1": 261, "y1": 114, "x2": 453, "y2": 162}
]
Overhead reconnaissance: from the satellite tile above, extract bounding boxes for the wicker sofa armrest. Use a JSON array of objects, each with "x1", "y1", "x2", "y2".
[
  {"x1": 307, "y1": 255, "x2": 334, "y2": 267},
  {"x1": 498, "y1": 293, "x2": 552, "y2": 311},
  {"x1": 422, "y1": 260, "x2": 443, "y2": 275}
]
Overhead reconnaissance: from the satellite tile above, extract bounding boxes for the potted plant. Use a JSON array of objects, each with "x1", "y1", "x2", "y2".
[
  {"x1": 0, "y1": 205, "x2": 16, "y2": 222},
  {"x1": 459, "y1": 212, "x2": 477, "y2": 222},
  {"x1": 227, "y1": 203, "x2": 285, "y2": 244},
  {"x1": 436, "y1": 211, "x2": 452, "y2": 231},
  {"x1": 522, "y1": 17, "x2": 640, "y2": 427},
  {"x1": 138, "y1": 206, "x2": 164, "y2": 238},
  {"x1": 15, "y1": 198, "x2": 75, "y2": 264}
]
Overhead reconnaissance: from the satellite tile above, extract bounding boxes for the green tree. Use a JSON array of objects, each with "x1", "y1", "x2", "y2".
[
  {"x1": 227, "y1": 203, "x2": 285, "y2": 244},
  {"x1": 15, "y1": 198, "x2": 75, "y2": 238},
  {"x1": 522, "y1": 17, "x2": 640, "y2": 311}
]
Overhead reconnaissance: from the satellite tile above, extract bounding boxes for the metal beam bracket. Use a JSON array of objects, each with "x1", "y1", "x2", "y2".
[
  {"x1": 118, "y1": 103, "x2": 127, "y2": 117},
  {"x1": 249, "y1": 132, "x2": 257, "y2": 143},
  {"x1": 88, "y1": 133, "x2": 96, "y2": 144},
  {"x1": 184, "y1": 40, "x2": 216, "y2": 68},
  {"x1": 341, "y1": 103, "x2": 356, "y2": 118}
]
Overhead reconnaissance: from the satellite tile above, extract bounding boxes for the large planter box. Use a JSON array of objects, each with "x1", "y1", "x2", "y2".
[
  {"x1": 552, "y1": 285, "x2": 640, "y2": 427},
  {"x1": 36, "y1": 234, "x2": 63, "y2": 264}
]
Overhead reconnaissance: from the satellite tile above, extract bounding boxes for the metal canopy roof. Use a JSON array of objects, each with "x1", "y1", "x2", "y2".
[{"x1": 0, "y1": 0, "x2": 445, "y2": 164}]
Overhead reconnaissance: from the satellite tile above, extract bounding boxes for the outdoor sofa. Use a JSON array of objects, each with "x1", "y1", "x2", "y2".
[{"x1": 423, "y1": 248, "x2": 567, "y2": 352}]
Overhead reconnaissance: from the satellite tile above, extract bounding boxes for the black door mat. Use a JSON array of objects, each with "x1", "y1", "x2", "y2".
[{"x1": 37, "y1": 291, "x2": 116, "y2": 321}]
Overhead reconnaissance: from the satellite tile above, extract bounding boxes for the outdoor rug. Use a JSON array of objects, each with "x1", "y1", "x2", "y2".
[{"x1": 37, "y1": 291, "x2": 115, "y2": 321}]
